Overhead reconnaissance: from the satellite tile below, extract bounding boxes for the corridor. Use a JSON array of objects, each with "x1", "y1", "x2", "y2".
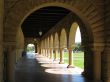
[{"x1": 15, "y1": 53, "x2": 93, "y2": 82}]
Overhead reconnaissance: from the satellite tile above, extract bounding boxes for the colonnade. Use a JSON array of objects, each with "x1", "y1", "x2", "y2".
[
  {"x1": 40, "y1": 34, "x2": 76, "y2": 68},
  {"x1": 37, "y1": 22, "x2": 103, "y2": 82}
]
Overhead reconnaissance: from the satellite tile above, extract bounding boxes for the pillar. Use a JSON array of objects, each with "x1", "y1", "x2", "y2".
[
  {"x1": 49, "y1": 48, "x2": 53, "y2": 59},
  {"x1": 41, "y1": 49, "x2": 43, "y2": 55},
  {"x1": 7, "y1": 45, "x2": 16, "y2": 82},
  {"x1": 91, "y1": 43, "x2": 104, "y2": 81},
  {"x1": 47, "y1": 49, "x2": 50, "y2": 58},
  {"x1": 54, "y1": 49, "x2": 58, "y2": 61},
  {"x1": 93, "y1": 51, "x2": 101, "y2": 81},
  {"x1": 45, "y1": 49, "x2": 47, "y2": 57},
  {"x1": 102, "y1": 49, "x2": 110, "y2": 82},
  {"x1": 46, "y1": 49, "x2": 48, "y2": 57},
  {"x1": 0, "y1": 0, "x2": 4, "y2": 82},
  {"x1": 34, "y1": 43, "x2": 37, "y2": 53},
  {"x1": 43, "y1": 49, "x2": 44, "y2": 56},
  {"x1": 42, "y1": 49, "x2": 44, "y2": 56},
  {"x1": 82, "y1": 46, "x2": 93, "y2": 79},
  {"x1": 54, "y1": 49, "x2": 57, "y2": 61},
  {"x1": 59, "y1": 48, "x2": 64, "y2": 64},
  {"x1": 67, "y1": 49, "x2": 74, "y2": 68}
]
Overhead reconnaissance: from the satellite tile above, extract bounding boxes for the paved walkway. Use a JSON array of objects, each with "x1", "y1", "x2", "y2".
[{"x1": 15, "y1": 53, "x2": 93, "y2": 82}]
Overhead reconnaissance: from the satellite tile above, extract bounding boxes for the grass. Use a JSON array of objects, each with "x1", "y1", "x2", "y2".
[
  {"x1": 64, "y1": 52, "x2": 84, "y2": 69},
  {"x1": 52, "y1": 51, "x2": 84, "y2": 69}
]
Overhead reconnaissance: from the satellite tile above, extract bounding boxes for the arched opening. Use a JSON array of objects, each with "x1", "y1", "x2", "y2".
[
  {"x1": 53, "y1": 32, "x2": 59, "y2": 61},
  {"x1": 68, "y1": 22, "x2": 84, "y2": 73},
  {"x1": 21, "y1": 6, "x2": 94, "y2": 78},
  {"x1": 5, "y1": 1, "x2": 105, "y2": 81},
  {"x1": 49, "y1": 35, "x2": 53, "y2": 59},
  {"x1": 26, "y1": 44, "x2": 35, "y2": 58},
  {"x1": 60, "y1": 29, "x2": 67, "y2": 64},
  {"x1": 74, "y1": 26, "x2": 84, "y2": 69},
  {"x1": 27, "y1": 44, "x2": 35, "y2": 53}
]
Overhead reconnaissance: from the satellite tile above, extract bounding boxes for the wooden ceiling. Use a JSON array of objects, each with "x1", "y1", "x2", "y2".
[{"x1": 21, "y1": 6, "x2": 70, "y2": 38}]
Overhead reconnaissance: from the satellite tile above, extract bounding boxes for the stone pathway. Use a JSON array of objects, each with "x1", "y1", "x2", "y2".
[{"x1": 15, "y1": 53, "x2": 94, "y2": 82}]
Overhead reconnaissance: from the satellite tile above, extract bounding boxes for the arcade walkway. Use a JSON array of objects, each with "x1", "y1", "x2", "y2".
[{"x1": 15, "y1": 53, "x2": 93, "y2": 82}]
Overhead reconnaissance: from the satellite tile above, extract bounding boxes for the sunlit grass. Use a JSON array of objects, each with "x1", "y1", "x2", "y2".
[
  {"x1": 64, "y1": 52, "x2": 84, "y2": 69},
  {"x1": 52, "y1": 51, "x2": 84, "y2": 69}
]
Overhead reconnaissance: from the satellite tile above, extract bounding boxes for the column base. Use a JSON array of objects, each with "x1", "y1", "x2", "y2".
[
  {"x1": 59, "y1": 61, "x2": 64, "y2": 64},
  {"x1": 67, "y1": 65, "x2": 74, "y2": 68}
]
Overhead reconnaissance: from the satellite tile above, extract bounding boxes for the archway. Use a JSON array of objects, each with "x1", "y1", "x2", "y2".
[
  {"x1": 5, "y1": 0, "x2": 104, "y2": 43},
  {"x1": 74, "y1": 27, "x2": 84, "y2": 69},
  {"x1": 60, "y1": 29, "x2": 67, "y2": 64},
  {"x1": 49, "y1": 35, "x2": 53, "y2": 59},
  {"x1": 69, "y1": 22, "x2": 84, "y2": 70},
  {"x1": 53, "y1": 32, "x2": 59, "y2": 60},
  {"x1": 5, "y1": 1, "x2": 105, "y2": 81},
  {"x1": 26, "y1": 44, "x2": 35, "y2": 58},
  {"x1": 27, "y1": 44, "x2": 35, "y2": 53}
]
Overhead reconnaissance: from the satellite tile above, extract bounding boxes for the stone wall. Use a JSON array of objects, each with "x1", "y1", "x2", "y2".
[
  {"x1": 0, "y1": 0, "x2": 4, "y2": 82},
  {"x1": 102, "y1": 0, "x2": 110, "y2": 82},
  {"x1": 15, "y1": 27, "x2": 24, "y2": 62}
]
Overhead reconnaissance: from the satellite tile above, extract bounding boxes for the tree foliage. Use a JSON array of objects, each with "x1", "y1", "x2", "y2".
[{"x1": 73, "y1": 42, "x2": 83, "y2": 52}]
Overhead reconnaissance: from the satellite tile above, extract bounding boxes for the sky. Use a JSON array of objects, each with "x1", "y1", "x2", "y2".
[{"x1": 75, "y1": 27, "x2": 81, "y2": 43}]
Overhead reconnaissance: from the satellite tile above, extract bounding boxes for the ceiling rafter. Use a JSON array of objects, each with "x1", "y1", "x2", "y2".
[{"x1": 21, "y1": 6, "x2": 70, "y2": 38}]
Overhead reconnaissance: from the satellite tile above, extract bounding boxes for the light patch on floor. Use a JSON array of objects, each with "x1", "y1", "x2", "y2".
[{"x1": 36, "y1": 55, "x2": 83, "y2": 75}]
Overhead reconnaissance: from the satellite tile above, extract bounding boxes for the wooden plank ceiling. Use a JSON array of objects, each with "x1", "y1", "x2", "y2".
[{"x1": 21, "y1": 6, "x2": 70, "y2": 38}]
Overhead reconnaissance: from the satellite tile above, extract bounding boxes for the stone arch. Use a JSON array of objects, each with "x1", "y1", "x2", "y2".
[
  {"x1": 4, "y1": 0, "x2": 105, "y2": 81},
  {"x1": 69, "y1": 22, "x2": 79, "y2": 49},
  {"x1": 60, "y1": 28, "x2": 67, "y2": 48},
  {"x1": 54, "y1": 32, "x2": 59, "y2": 49},
  {"x1": 5, "y1": 0, "x2": 105, "y2": 46}
]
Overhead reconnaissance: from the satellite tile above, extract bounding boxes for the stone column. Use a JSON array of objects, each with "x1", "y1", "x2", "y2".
[
  {"x1": 91, "y1": 43, "x2": 104, "y2": 81},
  {"x1": 7, "y1": 45, "x2": 16, "y2": 82},
  {"x1": 34, "y1": 43, "x2": 37, "y2": 53},
  {"x1": 46, "y1": 49, "x2": 48, "y2": 57},
  {"x1": 0, "y1": 0, "x2": 4, "y2": 82},
  {"x1": 67, "y1": 49, "x2": 74, "y2": 68},
  {"x1": 59, "y1": 48, "x2": 64, "y2": 64},
  {"x1": 45, "y1": 48, "x2": 47, "y2": 56},
  {"x1": 47, "y1": 49, "x2": 50, "y2": 58},
  {"x1": 43, "y1": 48, "x2": 45, "y2": 56},
  {"x1": 49, "y1": 48, "x2": 53, "y2": 59},
  {"x1": 102, "y1": 49, "x2": 110, "y2": 82},
  {"x1": 54, "y1": 49, "x2": 58, "y2": 61},
  {"x1": 93, "y1": 51, "x2": 101, "y2": 81},
  {"x1": 41, "y1": 49, "x2": 43, "y2": 55}
]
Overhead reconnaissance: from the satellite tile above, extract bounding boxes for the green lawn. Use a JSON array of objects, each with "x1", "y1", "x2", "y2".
[
  {"x1": 52, "y1": 51, "x2": 84, "y2": 69},
  {"x1": 64, "y1": 52, "x2": 84, "y2": 69}
]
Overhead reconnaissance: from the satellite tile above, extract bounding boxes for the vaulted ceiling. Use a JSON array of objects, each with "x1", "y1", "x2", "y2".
[{"x1": 21, "y1": 6, "x2": 70, "y2": 38}]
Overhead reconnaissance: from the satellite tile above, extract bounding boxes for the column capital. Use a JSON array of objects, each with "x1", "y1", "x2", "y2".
[{"x1": 89, "y1": 43, "x2": 105, "y2": 52}]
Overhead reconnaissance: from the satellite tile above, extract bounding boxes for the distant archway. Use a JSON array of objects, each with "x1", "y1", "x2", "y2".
[
  {"x1": 26, "y1": 44, "x2": 35, "y2": 58},
  {"x1": 53, "y1": 32, "x2": 59, "y2": 60},
  {"x1": 60, "y1": 29, "x2": 67, "y2": 48},
  {"x1": 49, "y1": 35, "x2": 53, "y2": 58},
  {"x1": 60, "y1": 28, "x2": 67, "y2": 63},
  {"x1": 27, "y1": 44, "x2": 35, "y2": 53}
]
